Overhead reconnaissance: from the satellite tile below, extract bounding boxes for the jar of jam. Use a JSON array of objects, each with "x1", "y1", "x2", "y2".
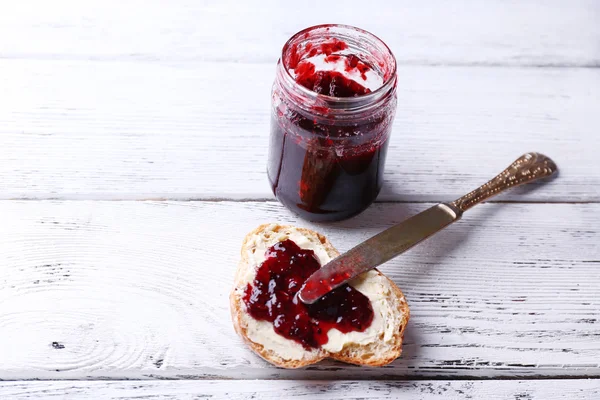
[{"x1": 268, "y1": 24, "x2": 398, "y2": 222}]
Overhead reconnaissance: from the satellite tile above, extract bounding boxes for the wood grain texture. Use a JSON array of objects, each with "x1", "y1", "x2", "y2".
[
  {"x1": 0, "y1": 0, "x2": 598, "y2": 66},
  {"x1": 1, "y1": 380, "x2": 599, "y2": 399},
  {"x1": 1, "y1": 61, "x2": 597, "y2": 201},
  {"x1": 1, "y1": 201, "x2": 598, "y2": 380},
  {"x1": 1, "y1": 0, "x2": 598, "y2": 389}
]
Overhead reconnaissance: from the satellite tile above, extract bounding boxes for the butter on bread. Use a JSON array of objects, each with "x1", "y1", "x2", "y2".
[{"x1": 230, "y1": 224, "x2": 410, "y2": 368}]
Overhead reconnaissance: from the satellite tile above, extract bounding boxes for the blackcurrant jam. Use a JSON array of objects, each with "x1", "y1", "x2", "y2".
[
  {"x1": 243, "y1": 239, "x2": 374, "y2": 350},
  {"x1": 268, "y1": 24, "x2": 398, "y2": 221}
]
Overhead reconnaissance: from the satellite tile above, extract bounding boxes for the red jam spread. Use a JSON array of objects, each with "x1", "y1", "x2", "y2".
[
  {"x1": 243, "y1": 239, "x2": 374, "y2": 350},
  {"x1": 268, "y1": 32, "x2": 396, "y2": 222}
]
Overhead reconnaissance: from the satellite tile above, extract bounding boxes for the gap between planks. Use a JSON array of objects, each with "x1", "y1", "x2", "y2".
[
  {"x1": 1, "y1": 55, "x2": 599, "y2": 68},
  {"x1": 2, "y1": 375, "x2": 600, "y2": 382},
  {"x1": 1, "y1": 379, "x2": 599, "y2": 400},
  {"x1": 2, "y1": 197, "x2": 599, "y2": 204}
]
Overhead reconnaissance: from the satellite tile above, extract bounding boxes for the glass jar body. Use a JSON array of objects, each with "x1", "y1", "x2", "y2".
[{"x1": 267, "y1": 25, "x2": 397, "y2": 222}]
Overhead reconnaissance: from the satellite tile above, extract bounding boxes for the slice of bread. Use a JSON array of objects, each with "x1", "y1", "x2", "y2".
[{"x1": 230, "y1": 223, "x2": 410, "y2": 368}]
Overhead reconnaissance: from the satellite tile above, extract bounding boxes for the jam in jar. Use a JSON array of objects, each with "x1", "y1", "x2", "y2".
[{"x1": 268, "y1": 24, "x2": 398, "y2": 222}]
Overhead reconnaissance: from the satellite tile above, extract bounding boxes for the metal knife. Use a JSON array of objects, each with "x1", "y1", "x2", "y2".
[{"x1": 297, "y1": 152, "x2": 558, "y2": 305}]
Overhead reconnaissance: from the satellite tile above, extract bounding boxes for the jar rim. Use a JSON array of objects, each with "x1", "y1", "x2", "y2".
[{"x1": 279, "y1": 24, "x2": 397, "y2": 107}]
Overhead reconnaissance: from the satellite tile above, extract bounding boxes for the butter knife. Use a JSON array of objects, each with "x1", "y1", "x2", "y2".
[{"x1": 297, "y1": 152, "x2": 557, "y2": 304}]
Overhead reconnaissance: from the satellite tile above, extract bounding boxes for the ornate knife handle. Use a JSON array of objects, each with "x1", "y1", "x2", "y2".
[{"x1": 450, "y1": 152, "x2": 558, "y2": 213}]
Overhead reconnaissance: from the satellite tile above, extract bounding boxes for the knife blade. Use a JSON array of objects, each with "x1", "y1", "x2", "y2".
[{"x1": 297, "y1": 203, "x2": 462, "y2": 304}]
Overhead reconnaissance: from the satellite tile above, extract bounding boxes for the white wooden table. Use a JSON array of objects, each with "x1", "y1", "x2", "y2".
[{"x1": 1, "y1": 1, "x2": 599, "y2": 398}]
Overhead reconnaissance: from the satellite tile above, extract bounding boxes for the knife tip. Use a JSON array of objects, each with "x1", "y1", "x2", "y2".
[{"x1": 296, "y1": 290, "x2": 314, "y2": 305}]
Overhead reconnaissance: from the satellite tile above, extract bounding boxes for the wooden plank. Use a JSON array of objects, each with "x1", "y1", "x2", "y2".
[
  {"x1": 0, "y1": 201, "x2": 598, "y2": 379},
  {"x1": 0, "y1": 0, "x2": 598, "y2": 66},
  {"x1": 1, "y1": 380, "x2": 599, "y2": 399},
  {"x1": 0, "y1": 61, "x2": 597, "y2": 201}
]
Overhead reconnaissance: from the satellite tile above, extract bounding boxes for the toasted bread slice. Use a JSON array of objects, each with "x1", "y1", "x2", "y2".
[{"x1": 230, "y1": 224, "x2": 410, "y2": 368}]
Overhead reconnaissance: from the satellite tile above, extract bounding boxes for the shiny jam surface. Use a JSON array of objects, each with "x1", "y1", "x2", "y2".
[
  {"x1": 268, "y1": 36, "x2": 394, "y2": 222},
  {"x1": 243, "y1": 239, "x2": 374, "y2": 350}
]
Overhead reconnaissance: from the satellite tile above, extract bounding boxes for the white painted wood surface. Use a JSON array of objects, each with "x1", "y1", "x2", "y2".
[
  {"x1": 1, "y1": 61, "x2": 598, "y2": 201},
  {"x1": 1, "y1": 0, "x2": 599, "y2": 66},
  {"x1": 1, "y1": 201, "x2": 598, "y2": 379},
  {"x1": 1, "y1": 0, "x2": 599, "y2": 396},
  {"x1": 1, "y1": 0, "x2": 599, "y2": 201},
  {"x1": 1, "y1": 380, "x2": 599, "y2": 399}
]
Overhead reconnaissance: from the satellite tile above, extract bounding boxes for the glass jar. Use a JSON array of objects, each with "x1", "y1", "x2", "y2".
[{"x1": 268, "y1": 24, "x2": 398, "y2": 222}]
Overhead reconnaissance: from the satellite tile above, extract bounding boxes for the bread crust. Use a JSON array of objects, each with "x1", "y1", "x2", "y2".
[{"x1": 230, "y1": 223, "x2": 410, "y2": 368}]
